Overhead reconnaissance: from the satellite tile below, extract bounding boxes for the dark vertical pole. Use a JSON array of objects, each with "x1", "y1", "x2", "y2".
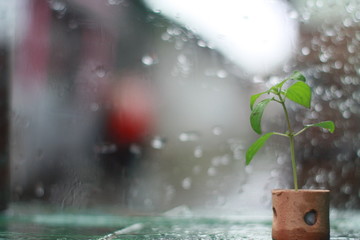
[{"x1": 0, "y1": 46, "x2": 9, "y2": 211}]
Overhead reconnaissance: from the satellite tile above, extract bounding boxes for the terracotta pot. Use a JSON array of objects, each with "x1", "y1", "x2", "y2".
[{"x1": 272, "y1": 189, "x2": 330, "y2": 240}]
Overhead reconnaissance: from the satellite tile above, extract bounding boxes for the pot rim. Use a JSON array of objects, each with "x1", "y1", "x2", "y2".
[{"x1": 272, "y1": 189, "x2": 330, "y2": 193}]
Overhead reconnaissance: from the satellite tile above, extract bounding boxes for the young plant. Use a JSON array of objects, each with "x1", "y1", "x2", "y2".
[{"x1": 246, "y1": 71, "x2": 335, "y2": 191}]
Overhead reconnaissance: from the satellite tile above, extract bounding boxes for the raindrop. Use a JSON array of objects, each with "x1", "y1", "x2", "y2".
[
  {"x1": 315, "y1": 0, "x2": 324, "y2": 8},
  {"x1": 220, "y1": 155, "x2": 230, "y2": 165},
  {"x1": 144, "y1": 198, "x2": 153, "y2": 207},
  {"x1": 194, "y1": 146, "x2": 203, "y2": 158},
  {"x1": 151, "y1": 136, "x2": 166, "y2": 149},
  {"x1": 334, "y1": 60, "x2": 343, "y2": 69},
  {"x1": 130, "y1": 144, "x2": 142, "y2": 156},
  {"x1": 347, "y1": 44, "x2": 356, "y2": 53},
  {"x1": 319, "y1": 52, "x2": 330, "y2": 63},
  {"x1": 90, "y1": 102, "x2": 100, "y2": 112},
  {"x1": 252, "y1": 75, "x2": 264, "y2": 83},
  {"x1": 49, "y1": 0, "x2": 66, "y2": 11},
  {"x1": 314, "y1": 103, "x2": 323, "y2": 112},
  {"x1": 342, "y1": 110, "x2": 351, "y2": 119},
  {"x1": 165, "y1": 185, "x2": 175, "y2": 201},
  {"x1": 107, "y1": 0, "x2": 123, "y2": 5},
  {"x1": 208, "y1": 167, "x2": 217, "y2": 176},
  {"x1": 343, "y1": 18, "x2": 352, "y2": 27},
  {"x1": 346, "y1": 1, "x2": 356, "y2": 13},
  {"x1": 177, "y1": 54, "x2": 187, "y2": 64},
  {"x1": 341, "y1": 184, "x2": 352, "y2": 195},
  {"x1": 193, "y1": 165, "x2": 201, "y2": 174},
  {"x1": 315, "y1": 86, "x2": 324, "y2": 95},
  {"x1": 288, "y1": 10, "x2": 299, "y2": 19},
  {"x1": 245, "y1": 165, "x2": 253, "y2": 174},
  {"x1": 212, "y1": 126, "x2": 223, "y2": 136},
  {"x1": 167, "y1": 27, "x2": 181, "y2": 36},
  {"x1": 270, "y1": 169, "x2": 279, "y2": 177},
  {"x1": 179, "y1": 131, "x2": 200, "y2": 142},
  {"x1": 212, "y1": 157, "x2": 221, "y2": 167},
  {"x1": 35, "y1": 183, "x2": 45, "y2": 198},
  {"x1": 315, "y1": 172, "x2": 326, "y2": 183},
  {"x1": 182, "y1": 177, "x2": 192, "y2": 190},
  {"x1": 301, "y1": 47, "x2": 311, "y2": 56},
  {"x1": 216, "y1": 70, "x2": 228, "y2": 79},
  {"x1": 277, "y1": 155, "x2": 286, "y2": 165},
  {"x1": 142, "y1": 55, "x2": 155, "y2": 66},
  {"x1": 95, "y1": 66, "x2": 106, "y2": 78},
  {"x1": 161, "y1": 33, "x2": 171, "y2": 41},
  {"x1": 68, "y1": 20, "x2": 79, "y2": 30},
  {"x1": 197, "y1": 40, "x2": 207, "y2": 48}
]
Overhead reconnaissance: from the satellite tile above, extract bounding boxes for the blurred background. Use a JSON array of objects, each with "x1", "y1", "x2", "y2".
[{"x1": 0, "y1": 0, "x2": 359, "y2": 213}]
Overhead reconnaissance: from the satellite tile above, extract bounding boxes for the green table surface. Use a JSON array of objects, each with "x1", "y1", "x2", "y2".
[{"x1": 0, "y1": 203, "x2": 359, "y2": 239}]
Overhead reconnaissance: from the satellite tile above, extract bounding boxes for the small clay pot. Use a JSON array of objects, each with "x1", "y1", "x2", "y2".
[{"x1": 272, "y1": 189, "x2": 330, "y2": 240}]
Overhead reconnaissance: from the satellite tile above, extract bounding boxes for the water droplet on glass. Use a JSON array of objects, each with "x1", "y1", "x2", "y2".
[
  {"x1": 130, "y1": 144, "x2": 142, "y2": 156},
  {"x1": 49, "y1": 0, "x2": 66, "y2": 11},
  {"x1": 341, "y1": 184, "x2": 352, "y2": 195},
  {"x1": 107, "y1": 0, "x2": 123, "y2": 5},
  {"x1": 207, "y1": 167, "x2": 217, "y2": 176},
  {"x1": 35, "y1": 183, "x2": 45, "y2": 198},
  {"x1": 161, "y1": 32, "x2": 171, "y2": 41},
  {"x1": 197, "y1": 40, "x2": 207, "y2": 48},
  {"x1": 151, "y1": 136, "x2": 166, "y2": 149},
  {"x1": 177, "y1": 54, "x2": 187, "y2": 64},
  {"x1": 301, "y1": 46, "x2": 311, "y2": 56},
  {"x1": 348, "y1": 44, "x2": 356, "y2": 53},
  {"x1": 342, "y1": 110, "x2": 351, "y2": 119},
  {"x1": 212, "y1": 126, "x2": 223, "y2": 136},
  {"x1": 68, "y1": 20, "x2": 79, "y2": 30},
  {"x1": 288, "y1": 10, "x2": 299, "y2": 19},
  {"x1": 95, "y1": 66, "x2": 106, "y2": 78},
  {"x1": 194, "y1": 146, "x2": 203, "y2": 158},
  {"x1": 216, "y1": 70, "x2": 228, "y2": 79},
  {"x1": 343, "y1": 18, "x2": 352, "y2": 28},
  {"x1": 90, "y1": 102, "x2": 100, "y2": 112},
  {"x1": 314, "y1": 103, "x2": 323, "y2": 112},
  {"x1": 142, "y1": 55, "x2": 155, "y2": 66},
  {"x1": 334, "y1": 60, "x2": 343, "y2": 69},
  {"x1": 182, "y1": 177, "x2": 192, "y2": 190},
  {"x1": 193, "y1": 165, "x2": 201, "y2": 175},
  {"x1": 179, "y1": 131, "x2": 200, "y2": 142}
]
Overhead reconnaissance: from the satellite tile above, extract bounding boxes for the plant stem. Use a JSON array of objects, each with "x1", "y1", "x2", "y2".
[
  {"x1": 278, "y1": 94, "x2": 299, "y2": 191},
  {"x1": 289, "y1": 135, "x2": 298, "y2": 191}
]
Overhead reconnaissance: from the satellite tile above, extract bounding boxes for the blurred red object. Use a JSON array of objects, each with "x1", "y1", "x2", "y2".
[{"x1": 108, "y1": 76, "x2": 155, "y2": 144}]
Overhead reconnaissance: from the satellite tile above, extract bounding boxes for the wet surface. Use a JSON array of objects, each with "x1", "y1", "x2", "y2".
[{"x1": 0, "y1": 204, "x2": 359, "y2": 239}]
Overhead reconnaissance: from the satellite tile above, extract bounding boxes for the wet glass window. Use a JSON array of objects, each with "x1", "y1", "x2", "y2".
[{"x1": 1, "y1": 0, "x2": 360, "y2": 213}]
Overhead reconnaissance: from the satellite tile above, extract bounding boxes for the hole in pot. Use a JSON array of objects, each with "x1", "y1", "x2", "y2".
[
  {"x1": 273, "y1": 207, "x2": 277, "y2": 218},
  {"x1": 304, "y1": 209, "x2": 317, "y2": 226}
]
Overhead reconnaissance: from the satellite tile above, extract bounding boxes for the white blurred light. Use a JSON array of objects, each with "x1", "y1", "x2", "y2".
[{"x1": 144, "y1": 0, "x2": 298, "y2": 74}]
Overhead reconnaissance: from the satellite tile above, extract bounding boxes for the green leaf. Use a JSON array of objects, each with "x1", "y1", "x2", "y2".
[
  {"x1": 305, "y1": 121, "x2": 335, "y2": 133},
  {"x1": 270, "y1": 79, "x2": 288, "y2": 93},
  {"x1": 246, "y1": 132, "x2": 275, "y2": 165},
  {"x1": 250, "y1": 91, "x2": 268, "y2": 110},
  {"x1": 289, "y1": 71, "x2": 306, "y2": 82},
  {"x1": 285, "y1": 81, "x2": 312, "y2": 108},
  {"x1": 250, "y1": 98, "x2": 272, "y2": 134}
]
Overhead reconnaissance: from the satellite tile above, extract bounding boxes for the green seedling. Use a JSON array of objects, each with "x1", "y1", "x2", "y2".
[{"x1": 246, "y1": 71, "x2": 335, "y2": 191}]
